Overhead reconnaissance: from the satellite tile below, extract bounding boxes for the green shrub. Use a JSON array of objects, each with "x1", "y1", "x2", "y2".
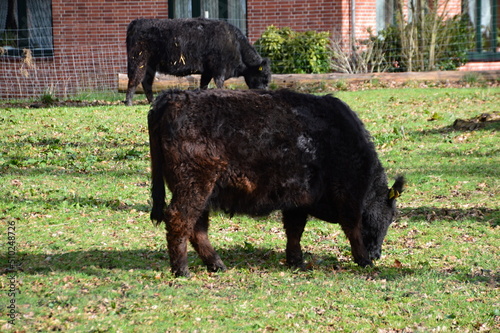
[
  {"x1": 436, "y1": 14, "x2": 475, "y2": 70},
  {"x1": 255, "y1": 26, "x2": 333, "y2": 74},
  {"x1": 39, "y1": 92, "x2": 58, "y2": 105},
  {"x1": 371, "y1": 25, "x2": 403, "y2": 72}
]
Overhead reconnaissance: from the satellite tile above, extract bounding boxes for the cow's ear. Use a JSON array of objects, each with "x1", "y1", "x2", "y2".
[
  {"x1": 388, "y1": 176, "x2": 405, "y2": 201},
  {"x1": 260, "y1": 57, "x2": 270, "y2": 68}
]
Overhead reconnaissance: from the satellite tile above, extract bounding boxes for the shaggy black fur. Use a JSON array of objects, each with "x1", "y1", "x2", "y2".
[
  {"x1": 125, "y1": 18, "x2": 271, "y2": 105},
  {"x1": 148, "y1": 89, "x2": 404, "y2": 277}
]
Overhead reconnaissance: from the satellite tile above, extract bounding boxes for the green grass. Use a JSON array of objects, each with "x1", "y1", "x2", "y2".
[{"x1": 1, "y1": 87, "x2": 499, "y2": 332}]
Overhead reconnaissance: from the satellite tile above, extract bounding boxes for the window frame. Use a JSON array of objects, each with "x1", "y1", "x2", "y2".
[
  {"x1": 0, "y1": 0, "x2": 54, "y2": 58},
  {"x1": 468, "y1": 0, "x2": 499, "y2": 61},
  {"x1": 168, "y1": 0, "x2": 246, "y2": 36}
]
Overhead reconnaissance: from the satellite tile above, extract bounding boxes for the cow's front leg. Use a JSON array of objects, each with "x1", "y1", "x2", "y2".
[
  {"x1": 200, "y1": 72, "x2": 212, "y2": 89},
  {"x1": 190, "y1": 210, "x2": 227, "y2": 273},
  {"x1": 340, "y1": 212, "x2": 372, "y2": 267},
  {"x1": 282, "y1": 209, "x2": 308, "y2": 269},
  {"x1": 213, "y1": 75, "x2": 225, "y2": 89},
  {"x1": 345, "y1": 229, "x2": 372, "y2": 267}
]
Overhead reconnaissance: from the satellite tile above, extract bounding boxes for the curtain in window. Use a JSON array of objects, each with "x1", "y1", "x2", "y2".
[
  {"x1": 172, "y1": 0, "x2": 246, "y2": 35},
  {"x1": 468, "y1": 0, "x2": 492, "y2": 33},
  {"x1": 201, "y1": 0, "x2": 218, "y2": 18},
  {"x1": 0, "y1": 1, "x2": 8, "y2": 32},
  {"x1": 0, "y1": 0, "x2": 53, "y2": 55},
  {"x1": 174, "y1": 0, "x2": 192, "y2": 18},
  {"x1": 0, "y1": 0, "x2": 13, "y2": 48},
  {"x1": 27, "y1": 0, "x2": 53, "y2": 51},
  {"x1": 228, "y1": 0, "x2": 246, "y2": 35},
  {"x1": 376, "y1": 0, "x2": 395, "y2": 31}
]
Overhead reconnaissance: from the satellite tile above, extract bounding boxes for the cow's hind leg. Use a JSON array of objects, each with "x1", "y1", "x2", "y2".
[
  {"x1": 142, "y1": 63, "x2": 156, "y2": 103},
  {"x1": 190, "y1": 210, "x2": 227, "y2": 273},
  {"x1": 164, "y1": 204, "x2": 192, "y2": 277},
  {"x1": 282, "y1": 209, "x2": 308, "y2": 269},
  {"x1": 164, "y1": 197, "x2": 211, "y2": 277},
  {"x1": 164, "y1": 168, "x2": 220, "y2": 277},
  {"x1": 125, "y1": 82, "x2": 137, "y2": 106},
  {"x1": 165, "y1": 199, "x2": 198, "y2": 277},
  {"x1": 125, "y1": 66, "x2": 146, "y2": 106}
]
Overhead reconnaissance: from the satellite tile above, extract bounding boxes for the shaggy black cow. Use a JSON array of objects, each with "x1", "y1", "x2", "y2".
[
  {"x1": 148, "y1": 89, "x2": 404, "y2": 277},
  {"x1": 125, "y1": 18, "x2": 271, "y2": 105}
]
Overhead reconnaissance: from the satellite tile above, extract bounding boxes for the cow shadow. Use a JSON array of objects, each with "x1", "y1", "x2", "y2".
[
  {"x1": 7, "y1": 246, "x2": 496, "y2": 285},
  {"x1": 0, "y1": 193, "x2": 151, "y2": 213},
  {"x1": 399, "y1": 206, "x2": 499, "y2": 227},
  {"x1": 417, "y1": 112, "x2": 500, "y2": 135},
  {"x1": 9, "y1": 247, "x2": 288, "y2": 276}
]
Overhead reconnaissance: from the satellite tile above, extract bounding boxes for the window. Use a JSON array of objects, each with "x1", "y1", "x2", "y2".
[
  {"x1": 0, "y1": 0, "x2": 53, "y2": 57},
  {"x1": 168, "y1": 0, "x2": 247, "y2": 36},
  {"x1": 376, "y1": 0, "x2": 395, "y2": 32},
  {"x1": 467, "y1": 0, "x2": 499, "y2": 59}
]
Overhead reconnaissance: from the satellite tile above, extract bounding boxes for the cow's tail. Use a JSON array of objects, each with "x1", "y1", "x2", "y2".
[
  {"x1": 126, "y1": 19, "x2": 140, "y2": 52},
  {"x1": 148, "y1": 103, "x2": 167, "y2": 226},
  {"x1": 126, "y1": 19, "x2": 141, "y2": 78}
]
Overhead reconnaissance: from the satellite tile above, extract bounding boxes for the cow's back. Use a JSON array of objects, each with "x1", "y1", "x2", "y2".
[{"x1": 127, "y1": 18, "x2": 241, "y2": 75}]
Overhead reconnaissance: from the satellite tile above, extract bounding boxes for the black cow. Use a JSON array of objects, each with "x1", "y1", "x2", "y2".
[
  {"x1": 148, "y1": 89, "x2": 404, "y2": 277},
  {"x1": 125, "y1": 18, "x2": 271, "y2": 105}
]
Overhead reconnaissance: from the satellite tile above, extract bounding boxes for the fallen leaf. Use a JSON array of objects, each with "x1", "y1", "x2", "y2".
[{"x1": 393, "y1": 259, "x2": 403, "y2": 268}]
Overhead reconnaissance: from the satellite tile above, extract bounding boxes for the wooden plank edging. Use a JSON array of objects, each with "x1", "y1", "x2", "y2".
[{"x1": 117, "y1": 70, "x2": 500, "y2": 93}]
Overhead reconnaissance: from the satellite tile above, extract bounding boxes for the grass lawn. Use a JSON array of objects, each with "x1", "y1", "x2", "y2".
[{"x1": 1, "y1": 86, "x2": 499, "y2": 332}]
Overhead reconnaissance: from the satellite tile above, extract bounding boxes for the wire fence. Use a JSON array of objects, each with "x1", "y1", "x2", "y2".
[{"x1": 0, "y1": 43, "x2": 126, "y2": 100}]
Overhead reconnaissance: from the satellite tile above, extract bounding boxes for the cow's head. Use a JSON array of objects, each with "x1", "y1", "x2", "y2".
[
  {"x1": 361, "y1": 176, "x2": 405, "y2": 263},
  {"x1": 244, "y1": 58, "x2": 271, "y2": 89}
]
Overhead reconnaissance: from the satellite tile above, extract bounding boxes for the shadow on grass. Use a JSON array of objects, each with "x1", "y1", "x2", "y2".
[
  {"x1": 2, "y1": 195, "x2": 150, "y2": 212},
  {"x1": 417, "y1": 112, "x2": 500, "y2": 135},
  {"x1": 9, "y1": 247, "x2": 284, "y2": 275},
  {"x1": 400, "y1": 206, "x2": 499, "y2": 226},
  {"x1": 8, "y1": 245, "x2": 497, "y2": 285},
  {"x1": 9, "y1": 246, "x2": 356, "y2": 276}
]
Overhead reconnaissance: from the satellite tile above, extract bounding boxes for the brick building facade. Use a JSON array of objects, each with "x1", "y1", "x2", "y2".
[
  {"x1": 0, "y1": 0, "x2": 476, "y2": 99},
  {"x1": 1, "y1": 0, "x2": 169, "y2": 99}
]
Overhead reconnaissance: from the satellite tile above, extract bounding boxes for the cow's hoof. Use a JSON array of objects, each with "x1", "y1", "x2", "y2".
[
  {"x1": 172, "y1": 268, "x2": 191, "y2": 278},
  {"x1": 286, "y1": 259, "x2": 306, "y2": 271},
  {"x1": 206, "y1": 262, "x2": 227, "y2": 273},
  {"x1": 355, "y1": 258, "x2": 373, "y2": 268},
  {"x1": 293, "y1": 263, "x2": 309, "y2": 271}
]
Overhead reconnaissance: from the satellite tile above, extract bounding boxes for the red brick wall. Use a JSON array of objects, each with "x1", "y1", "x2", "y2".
[
  {"x1": 247, "y1": 0, "x2": 349, "y2": 43},
  {"x1": 51, "y1": 1, "x2": 168, "y2": 53},
  {"x1": 397, "y1": 0, "x2": 462, "y2": 21},
  {"x1": 354, "y1": 0, "x2": 376, "y2": 41}
]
